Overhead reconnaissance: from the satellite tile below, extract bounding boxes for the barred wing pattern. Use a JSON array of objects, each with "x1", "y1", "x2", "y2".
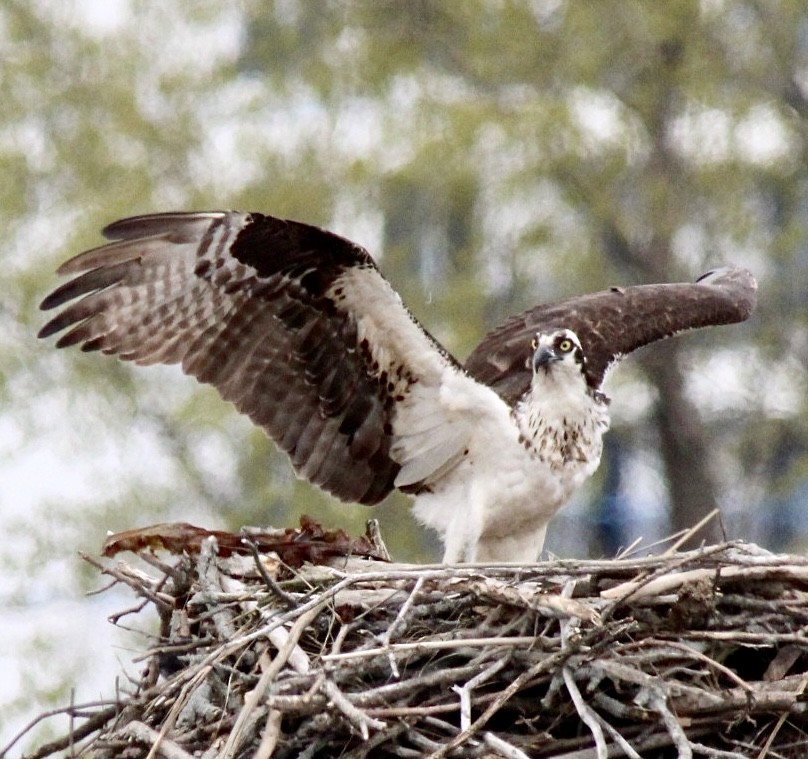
[{"x1": 40, "y1": 211, "x2": 457, "y2": 505}]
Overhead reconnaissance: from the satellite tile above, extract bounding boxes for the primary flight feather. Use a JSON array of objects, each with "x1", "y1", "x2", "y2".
[{"x1": 39, "y1": 211, "x2": 757, "y2": 561}]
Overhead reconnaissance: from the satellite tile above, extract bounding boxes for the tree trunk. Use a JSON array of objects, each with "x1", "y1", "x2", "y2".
[{"x1": 639, "y1": 341, "x2": 722, "y2": 546}]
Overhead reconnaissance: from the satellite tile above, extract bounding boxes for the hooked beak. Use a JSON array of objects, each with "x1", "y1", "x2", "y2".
[{"x1": 533, "y1": 346, "x2": 561, "y2": 373}]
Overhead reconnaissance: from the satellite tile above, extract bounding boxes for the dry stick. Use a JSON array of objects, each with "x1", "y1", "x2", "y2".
[
  {"x1": 125, "y1": 721, "x2": 195, "y2": 759},
  {"x1": 562, "y1": 667, "x2": 608, "y2": 759},
  {"x1": 423, "y1": 634, "x2": 594, "y2": 759},
  {"x1": 359, "y1": 661, "x2": 500, "y2": 717},
  {"x1": 253, "y1": 709, "x2": 283, "y2": 759},
  {"x1": 662, "y1": 509, "x2": 721, "y2": 556},
  {"x1": 243, "y1": 536, "x2": 298, "y2": 609},
  {"x1": 146, "y1": 665, "x2": 214, "y2": 759},
  {"x1": 602, "y1": 564, "x2": 808, "y2": 601},
  {"x1": 598, "y1": 543, "x2": 735, "y2": 617},
  {"x1": 320, "y1": 553, "x2": 713, "y2": 584},
  {"x1": 482, "y1": 732, "x2": 532, "y2": 759},
  {"x1": 364, "y1": 518, "x2": 392, "y2": 562},
  {"x1": 67, "y1": 689, "x2": 76, "y2": 758},
  {"x1": 666, "y1": 630, "x2": 808, "y2": 646},
  {"x1": 218, "y1": 599, "x2": 327, "y2": 759},
  {"x1": 560, "y1": 581, "x2": 609, "y2": 759},
  {"x1": 615, "y1": 510, "x2": 721, "y2": 563},
  {"x1": 690, "y1": 744, "x2": 748, "y2": 759},
  {"x1": 380, "y1": 577, "x2": 425, "y2": 638},
  {"x1": 379, "y1": 575, "x2": 424, "y2": 678},
  {"x1": 451, "y1": 683, "x2": 472, "y2": 732},
  {"x1": 653, "y1": 640, "x2": 754, "y2": 697},
  {"x1": 462, "y1": 576, "x2": 599, "y2": 622},
  {"x1": 615, "y1": 535, "x2": 645, "y2": 559},
  {"x1": 755, "y1": 672, "x2": 808, "y2": 759},
  {"x1": 465, "y1": 656, "x2": 509, "y2": 690},
  {"x1": 366, "y1": 701, "x2": 486, "y2": 719},
  {"x1": 2, "y1": 702, "x2": 122, "y2": 759},
  {"x1": 81, "y1": 552, "x2": 174, "y2": 611},
  {"x1": 558, "y1": 579, "x2": 609, "y2": 759},
  {"x1": 593, "y1": 716, "x2": 644, "y2": 759},
  {"x1": 641, "y1": 688, "x2": 693, "y2": 759},
  {"x1": 197, "y1": 537, "x2": 238, "y2": 641},
  {"x1": 350, "y1": 658, "x2": 488, "y2": 704},
  {"x1": 321, "y1": 635, "x2": 540, "y2": 662},
  {"x1": 322, "y1": 679, "x2": 386, "y2": 739}
]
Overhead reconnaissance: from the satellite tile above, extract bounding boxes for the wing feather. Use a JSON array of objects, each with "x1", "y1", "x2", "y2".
[
  {"x1": 465, "y1": 266, "x2": 758, "y2": 404},
  {"x1": 39, "y1": 211, "x2": 462, "y2": 505}
]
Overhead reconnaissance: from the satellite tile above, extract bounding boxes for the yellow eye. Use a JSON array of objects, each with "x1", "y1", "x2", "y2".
[
  {"x1": 558, "y1": 339, "x2": 573, "y2": 352},
  {"x1": 531, "y1": 337, "x2": 537, "y2": 350}
]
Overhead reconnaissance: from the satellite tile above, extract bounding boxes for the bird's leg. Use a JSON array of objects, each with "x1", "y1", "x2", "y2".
[{"x1": 441, "y1": 488, "x2": 483, "y2": 564}]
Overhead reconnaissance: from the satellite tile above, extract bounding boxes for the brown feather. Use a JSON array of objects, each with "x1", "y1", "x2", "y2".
[
  {"x1": 464, "y1": 266, "x2": 757, "y2": 404},
  {"x1": 39, "y1": 211, "x2": 402, "y2": 505}
]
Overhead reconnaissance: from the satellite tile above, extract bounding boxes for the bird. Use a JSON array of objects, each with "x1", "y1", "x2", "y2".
[{"x1": 38, "y1": 211, "x2": 757, "y2": 562}]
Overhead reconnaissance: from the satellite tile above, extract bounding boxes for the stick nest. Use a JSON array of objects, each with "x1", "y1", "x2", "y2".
[{"x1": 16, "y1": 520, "x2": 808, "y2": 758}]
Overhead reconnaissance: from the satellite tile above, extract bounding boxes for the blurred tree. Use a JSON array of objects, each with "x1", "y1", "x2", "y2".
[
  {"x1": 2, "y1": 0, "x2": 807, "y2": 751},
  {"x1": 239, "y1": 0, "x2": 808, "y2": 548}
]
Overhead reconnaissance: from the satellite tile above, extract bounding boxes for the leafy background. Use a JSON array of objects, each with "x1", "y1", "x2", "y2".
[{"x1": 2, "y1": 0, "x2": 806, "y2": 752}]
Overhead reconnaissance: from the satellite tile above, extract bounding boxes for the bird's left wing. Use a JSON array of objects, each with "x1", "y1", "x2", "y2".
[
  {"x1": 465, "y1": 266, "x2": 757, "y2": 404},
  {"x1": 39, "y1": 211, "x2": 471, "y2": 505}
]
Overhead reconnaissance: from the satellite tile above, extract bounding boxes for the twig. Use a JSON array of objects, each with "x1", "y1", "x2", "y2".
[
  {"x1": 639, "y1": 688, "x2": 692, "y2": 759},
  {"x1": 653, "y1": 640, "x2": 754, "y2": 696},
  {"x1": 663, "y1": 509, "x2": 720, "y2": 556},
  {"x1": 379, "y1": 575, "x2": 424, "y2": 677},
  {"x1": 482, "y1": 732, "x2": 532, "y2": 759},
  {"x1": 253, "y1": 708, "x2": 282, "y2": 759},
  {"x1": 365, "y1": 519, "x2": 392, "y2": 562},
  {"x1": 322, "y1": 679, "x2": 386, "y2": 739},
  {"x1": 219, "y1": 600, "x2": 328, "y2": 758},
  {"x1": 595, "y1": 715, "x2": 643, "y2": 759},
  {"x1": 380, "y1": 575, "x2": 424, "y2": 646},
  {"x1": 321, "y1": 635, "x2": 541, "y2": 662},
  {"x1": 424, "y1": 635, "x2": 593, "y2": 759},
  {"x1": 0, "y1": 701, "x2": 121, "y2": 759},
  {"x1": 81, "y1": 551, "x2": 174, "y2": 611},
  {"x1": 563, "y1": 667, "x2": 608, "y2": 759},
  {"x1": 125, "y1": 721, "x2": 195, "y2": 759},
  {"x1": 602, "y1": 564, "x2": 808, "y2": 600},
  {"x1": 451, "y1": 684, "x2": 472, "y2": 732},
  {"x1": 242, "y1": 535, "x2": 298, "y2": 609},
  {"x1": 691, "y1": 744, "x2": 749, "y2": 759},
  {"x1": 756, "y1": 673, "x2": 808, "y2": 759}
]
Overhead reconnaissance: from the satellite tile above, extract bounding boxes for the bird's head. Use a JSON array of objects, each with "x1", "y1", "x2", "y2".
[{"x1": 531, "y1": 329, "x2": 585, "y2": 377}]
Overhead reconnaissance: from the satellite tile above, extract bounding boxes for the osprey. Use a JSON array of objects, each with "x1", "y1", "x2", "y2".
[{"x1": 39, "y1": 212, "x2": 757, "y2": 562}]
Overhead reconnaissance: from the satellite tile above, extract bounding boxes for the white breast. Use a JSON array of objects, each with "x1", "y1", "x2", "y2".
[{"x1": 412, "y1": 365, "x2": 610, "y2": 563}]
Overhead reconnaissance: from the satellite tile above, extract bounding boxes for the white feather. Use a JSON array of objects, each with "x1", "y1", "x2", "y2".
[{"x1": 330, "y1": 271, "x2": 610, "y2": 564}]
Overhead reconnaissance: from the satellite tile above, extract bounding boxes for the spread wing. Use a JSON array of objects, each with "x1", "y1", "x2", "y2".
[
  {"x1": 39, "y1": 211, "x2": 466, "y2": 505},
  {"x1": 464, "y1": 267, "x2": 758, "y2": 404}
]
